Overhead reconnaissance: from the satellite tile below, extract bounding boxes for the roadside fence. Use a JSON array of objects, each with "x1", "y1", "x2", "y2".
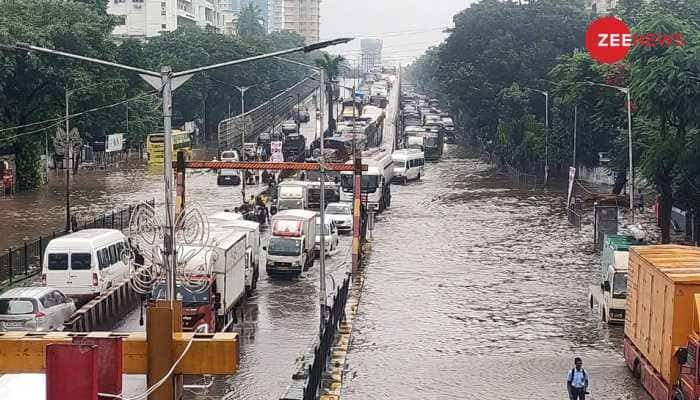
[
  {"x1": 301, "y1": 275, "x2": 351, "y2": 400},
  {"x1": 567, "y1": 202, "x2": 583, "y2": 230},
  {"x1": 218, "y1": 77, "x2": 320, "y2": 153},
  {"x1": 505, "y1": 163, "x2": 541, "y2": 187},
  {"x1": 0, "y1": 199, "x2": 155, "y2": 289}
]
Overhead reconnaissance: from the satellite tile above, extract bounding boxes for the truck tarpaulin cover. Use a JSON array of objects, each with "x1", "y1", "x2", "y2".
[{"x1": 273, "y1": 220, "x2": 303, "y2": 237}]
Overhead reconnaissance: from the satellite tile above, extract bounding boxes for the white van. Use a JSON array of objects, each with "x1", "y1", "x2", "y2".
[
  {"x1": 42, "y1": 229, "x2": 131, "y2": 300},
  {"x1": 392, "y1": 149, "x2": 424, "y2": 184}
]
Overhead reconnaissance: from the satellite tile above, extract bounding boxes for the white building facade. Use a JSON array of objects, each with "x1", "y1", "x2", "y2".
[
  {"x1": 590, "y1": 0, "x2": 618, "y2": 14},
  {"x1": 108, "y1": 0, "x2": 225, "y2": 38},
  {"x1": 268, "y1": 0, "x2": 320, "y2": 44}
]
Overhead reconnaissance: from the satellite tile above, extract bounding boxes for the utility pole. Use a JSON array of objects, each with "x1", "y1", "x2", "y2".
[
  {"x1": 573, "y1": 103, "x2": 577, "y2": 168},
  {"x1": 318, "y1": 69, "x2": 327, "y2": 332},
  {"x1": 236, "y1": 85, "x2": 251, "y2": 201},
  {"x1": 64, "y1": 89, "x2": 72, "y2": 233}
]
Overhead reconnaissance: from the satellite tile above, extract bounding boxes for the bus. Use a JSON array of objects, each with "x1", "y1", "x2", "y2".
[{"x1": 146, "y1": 129, "x2": 193, "y2": 165}]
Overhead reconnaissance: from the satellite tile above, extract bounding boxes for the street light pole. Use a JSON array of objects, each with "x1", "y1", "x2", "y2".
[
  {"x1": 585, "y1": 81, "x2": 634, "y2": 223},
  {"x1": 64, "y1": 88, "x2": 71, "y2": 233},
  {"x1": 236, "y1": 85, "x2": 250, "y2": 201}
]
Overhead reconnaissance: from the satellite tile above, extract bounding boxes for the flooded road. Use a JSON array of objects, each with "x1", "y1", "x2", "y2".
[{"x1": 341, "y1": 145, "x2": 650, "y2": 400}]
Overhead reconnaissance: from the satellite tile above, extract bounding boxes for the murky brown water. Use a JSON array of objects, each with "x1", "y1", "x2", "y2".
[{"x1": 340, "y1": 145, "x2": 651, "y2": 400}]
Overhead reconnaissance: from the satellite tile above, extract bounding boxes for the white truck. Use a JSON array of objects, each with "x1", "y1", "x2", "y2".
[
  {"x1": 208, "y1": 212, "x2": 260, "y2": 295},
  {"x1": 153, "y1": 230, "x2": 247, "y2": 332},
  {"x1": 265, "y1": 209, "x2": 317, "y2": 276},
  {"x1": 589, "y1": 250, "x2": 628, "y2": 324},
  {"x1": 277, "y1": 180, "x2": 310, "y2": 211},
  {"x1": 339, "y1": 148, "x2": 393, "y2": 212}
]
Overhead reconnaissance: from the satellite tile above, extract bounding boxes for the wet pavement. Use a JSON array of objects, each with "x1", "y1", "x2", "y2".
[{"x1": 341, "y1": 145, "x2": 651, "y2": 400}]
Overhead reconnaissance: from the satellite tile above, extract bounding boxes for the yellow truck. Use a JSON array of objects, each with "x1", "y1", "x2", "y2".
[{"x1": 624, "y1": 245, "x2": 700, "y2": 400}]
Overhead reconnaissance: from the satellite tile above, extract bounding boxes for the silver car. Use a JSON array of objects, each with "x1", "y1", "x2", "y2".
[{"x1": 0, "y1": 287, "x2": 76, "y2": 332}]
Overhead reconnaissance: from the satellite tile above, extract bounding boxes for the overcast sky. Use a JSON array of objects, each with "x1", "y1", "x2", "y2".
[{"x1": 319, "y1": 0, "x2": 474, "y2": 66}]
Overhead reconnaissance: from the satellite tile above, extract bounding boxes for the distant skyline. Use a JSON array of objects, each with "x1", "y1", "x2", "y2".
[{"x1": 319, "y1": 0, "x2": 473, "y2": 66}]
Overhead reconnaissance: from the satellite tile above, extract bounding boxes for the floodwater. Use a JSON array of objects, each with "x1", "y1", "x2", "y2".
[{"x1": 341, "y1": 145, "x2": 651, "y2": 400}]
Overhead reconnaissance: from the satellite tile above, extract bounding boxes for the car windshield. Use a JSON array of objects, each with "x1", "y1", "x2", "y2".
[
  {"x1": 221, "y1": 151, "x2": 237, "y2": 159},
  {"x1": 326, "y1": 204, "x2": 351, "y2": 215},
  {"x1": 613, "y1": 273, "x2": 627, "y2": 297},
  {"x1": 306, "y1": 170, "x2": 339, "y2": 182},
  {"x1": 393, "y1": 161, "x2": 405, "y2": 169},
  {"x1": 0, "y1": 298, "x2": 37, "y2": 315},
  {"x1": 268, "y1": 237, "x2": 302, "y2": 256},
  {"x1": 340, "y1": 174, "x2": 379, "y2": 191},
  {"x1": 152, "y1": 283, "x2": 210, "y2": 304}
]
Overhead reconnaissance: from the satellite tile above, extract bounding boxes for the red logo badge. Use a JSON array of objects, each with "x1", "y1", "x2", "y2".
[{"x1": 585, "y1": 17, "x2": 632, "y2": 64}]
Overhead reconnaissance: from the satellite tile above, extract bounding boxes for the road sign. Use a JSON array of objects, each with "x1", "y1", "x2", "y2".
[
  {"x1": 270, "y1": 141, "x2": 284, "y2": 162},
  {"x1": 567, "y1": 166, "x2": 576, "y2": 207}
]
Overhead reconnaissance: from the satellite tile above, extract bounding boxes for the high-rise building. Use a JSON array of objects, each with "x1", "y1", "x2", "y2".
[
  {"x1": 361, "y1": 39, "x2": 383, "y2": 73},
  {"x1": 108, "y1": 0, "x2": 225, "y2": 38},
  {"x1": 590, "y1": 0, "x2": 618, "y2": 14},
  {"x1": 268, "y1": 0, "x2": 320, "y2": 44}
]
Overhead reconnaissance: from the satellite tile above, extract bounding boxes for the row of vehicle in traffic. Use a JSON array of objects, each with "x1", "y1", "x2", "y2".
[{"x1": 400, "y1": 92, "x2": 455, "y2": 160}]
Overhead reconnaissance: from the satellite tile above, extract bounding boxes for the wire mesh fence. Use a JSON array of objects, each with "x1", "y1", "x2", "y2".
[{"x1": 0, "y1": 199, "x2": 154, "y2": 289}]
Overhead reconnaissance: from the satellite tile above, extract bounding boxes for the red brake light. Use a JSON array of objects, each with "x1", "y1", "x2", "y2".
[
  {"x1": 41, "y1": 274, "x2": 46, "y2": 286},
  {"x1": 35, "y1": 311, "x2": 46, "y2": 320},
  {"x1": 92, "y1": 273, "x2": 99, "y2": 287}
]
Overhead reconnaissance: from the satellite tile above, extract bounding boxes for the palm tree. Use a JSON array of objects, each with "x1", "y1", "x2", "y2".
[{"x1": 315, "y1": 53, "x2": 345, "y2": 133}]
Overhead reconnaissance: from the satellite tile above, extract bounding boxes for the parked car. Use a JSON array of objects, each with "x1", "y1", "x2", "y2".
[
  {"x1": 0, "y1": 287, "x2": 76, "y2": 332},
  {"x1": 220, "y1": 150, "x2": 239, "y2": 162},
  {"x1": 315, "y1": 216, "x2": 339, "y2": 255},
  {"x1": 324, "y1": 202, "x2": 353, "y2": 233}
]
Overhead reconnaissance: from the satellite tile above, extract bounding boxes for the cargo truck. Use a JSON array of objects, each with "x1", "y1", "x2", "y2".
[
  {"x1": 589, "y1": 234, "x2": 645, "y2": 324},
  {"x1": 209, "y1": 216, "x2": 261, "y2": 296},
  {"x1": 152, "y1": 230, "x2": 248, "y2": 332},
  {"x1": 624, "y1": 245, "x2": 700, "y2": 400},
  {"x1": 277, "y1": 180, "x2": 310, "y2": 211},
  {"x1": 265, "y1": 210, "x2": 317, "y2": 276}
]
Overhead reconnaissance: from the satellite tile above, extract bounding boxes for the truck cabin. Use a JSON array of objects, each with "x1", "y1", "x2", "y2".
[
  {"x1": 269, "y1": 220, "x2": 305, "y2": 257},
  {"x1": 278, "y1": 183, "x2": 306, "y2": 210},
  {"x1": 323, "y1": 137, "x2": 353, "y2": 159},
  {"x1": 152, "y1": 280, "x2": 214, "y2": 332},
  {"x1": 340, "y1": 168, "x2": 380, "y2": 194}
]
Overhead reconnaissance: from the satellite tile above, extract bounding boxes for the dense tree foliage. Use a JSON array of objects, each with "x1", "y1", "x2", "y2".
[
  {"x1": 0, "y1": 0, "x2": 322, "y2": 190},
  {"x1": 408, "y1": 0, "x2": 700, "y2": 242}
]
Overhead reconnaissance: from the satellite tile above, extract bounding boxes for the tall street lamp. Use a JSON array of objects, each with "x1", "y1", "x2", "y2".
[
  {"x1": 273, "y1": 57, "x2": 331, "y2": 332},
  {"x1": 11, "y1": 37, "x2": 352, "y2": 309},
  {"x1": 585, "y1": 81, "x2": 634, "y2": 223},
  {"x1": 525, "y1": 87, "x2": 549, "y2": 186}
]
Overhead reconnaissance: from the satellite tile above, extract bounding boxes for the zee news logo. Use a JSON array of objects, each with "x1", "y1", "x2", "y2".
[{"x1": 585, "y1": 16, "x2": 686, "y2": 64}]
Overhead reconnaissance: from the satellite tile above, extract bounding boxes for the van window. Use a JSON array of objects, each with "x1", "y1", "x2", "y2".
[
  {"x1": 71, "y1": 253, "x2": 92, "y2": 270},
  {"x1": 98, "y1": 249, "x2": 109, "y2": 270},
  {"x1": 108, "y1": 245, "x2": 118, "y2": 265},
  {"x1": 48, "y1": 253, "x2": 68, "y2": 270}
]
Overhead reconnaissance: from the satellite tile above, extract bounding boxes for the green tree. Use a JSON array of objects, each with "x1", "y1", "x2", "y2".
[
  {"x1": 237, "y1": 2, "x2": 266, "y2": 39},
  {"x1": 315, "y1": 53, "x2": 345, "y2": 132}
]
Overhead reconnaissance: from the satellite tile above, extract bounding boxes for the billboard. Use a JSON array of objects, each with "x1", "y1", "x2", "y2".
[{"x1": 106, "y1": 134, "x2": 124, "y2": 153}]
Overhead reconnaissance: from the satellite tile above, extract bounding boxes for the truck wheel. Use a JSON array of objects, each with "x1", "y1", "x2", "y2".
[
  {"x1": 403, "y1": 177, "x2": 408, "y2": 185},
  {"x1": 589, "y1": 297, "x2": 593, "y2": 309},
  {"x1": 672, "y1": 387, "x2": 685, "y2": 400},
  {"x1": 632, "y1": 359, "x2": 641, "y2": 379},
  {"x1": 252, "y1": 269, "x2": 258, "y2": 290},
  {"x1": 245, "y1": 285, "x2": 252, "y2": 298},
  {"x1": 602, "y1": 309, "x2": 606, "y2": 322}
]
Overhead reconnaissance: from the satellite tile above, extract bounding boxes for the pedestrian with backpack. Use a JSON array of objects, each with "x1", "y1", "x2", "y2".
[{"x1": 567, "y1": 357, "x2": 589, "y2": 400}]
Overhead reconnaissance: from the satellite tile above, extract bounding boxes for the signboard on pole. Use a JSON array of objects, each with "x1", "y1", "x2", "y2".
[
  {"x1": 106, "y1": 134, "x2": 124, "y2": 153},
  {"x1": 567, "y1": 166, "x2": 577, "y2": 207},
  {"x1": 270, "y1": 141, "x2": 284, "y2": 162}
]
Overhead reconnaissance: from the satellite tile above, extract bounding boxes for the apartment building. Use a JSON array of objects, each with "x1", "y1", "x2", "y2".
[
  {"x1": 361, "y1": 39, "x2": 383, "y2": 73},
  {"x1": 268, "y1": 0, "x2": 320, "y2": 44},
  {"x1": 108, "y1": 0, "x2": 225, "y2": 38},
  {"x1": 590, "y1": 0, "x2": 618, "y2": 14}
]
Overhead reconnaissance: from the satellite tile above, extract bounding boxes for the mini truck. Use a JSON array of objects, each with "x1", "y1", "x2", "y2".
[
  {"x1": 153, "y1": 230, "x2": 248, "y2": 332},
  {"x1": 209, "y1": 213, "x2": 260, "y2": 295},
  {"x1": 589, "y1": 234, "x2": 644, "y2": 324},
  {"x1": 624, "y1": 245, "x2": 700, "y2": 400},
  {"x1": 265, "y1": 209, "x2": 317, "y2": 276}
]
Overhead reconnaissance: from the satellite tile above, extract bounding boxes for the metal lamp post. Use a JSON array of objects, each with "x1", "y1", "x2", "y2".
[
  {"x1": 273, "y1": 57, "x2": 330, "y2": 332},
  {"x1": 585, "y1": 81, "x2": 634, "y2": 223},
  {"x1": 13, "y1": 37, "x2": 352, "y2": 305}
]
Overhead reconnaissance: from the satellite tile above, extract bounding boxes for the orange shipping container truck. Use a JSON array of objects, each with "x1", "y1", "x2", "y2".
[{"x1": 624, "y1": 245, "x2": 700, "y2": 400}]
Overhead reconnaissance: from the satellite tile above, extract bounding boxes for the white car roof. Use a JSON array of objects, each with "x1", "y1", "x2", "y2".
[
  {"x1": 46, "y1": 229, "x2": 125, "y2": 250},
  {"x1": 0, "y1": 286, "x2": 57, "y2": 299}
]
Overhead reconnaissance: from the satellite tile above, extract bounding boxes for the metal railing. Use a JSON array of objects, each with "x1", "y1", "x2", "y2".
[
  {"x1": 567, "y1": 207, "x2": 582, "y2": 230},
  {"x1": 302, "y1": 275, "x2": 350, "y2": 400},
  {"x1": 218, "y1": 77, "x2": 320, "y2": 153},
  {"x1": 0, "y1": 199, "x2": 155, "y2": 289},
  {"x1": 505, "y1": 163, "x2": 541, "y2": 187}
]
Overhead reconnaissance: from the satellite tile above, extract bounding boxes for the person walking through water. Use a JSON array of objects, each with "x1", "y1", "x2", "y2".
[{"x1": 567, "y1": 357, "x2": 589, "y2": 400}]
